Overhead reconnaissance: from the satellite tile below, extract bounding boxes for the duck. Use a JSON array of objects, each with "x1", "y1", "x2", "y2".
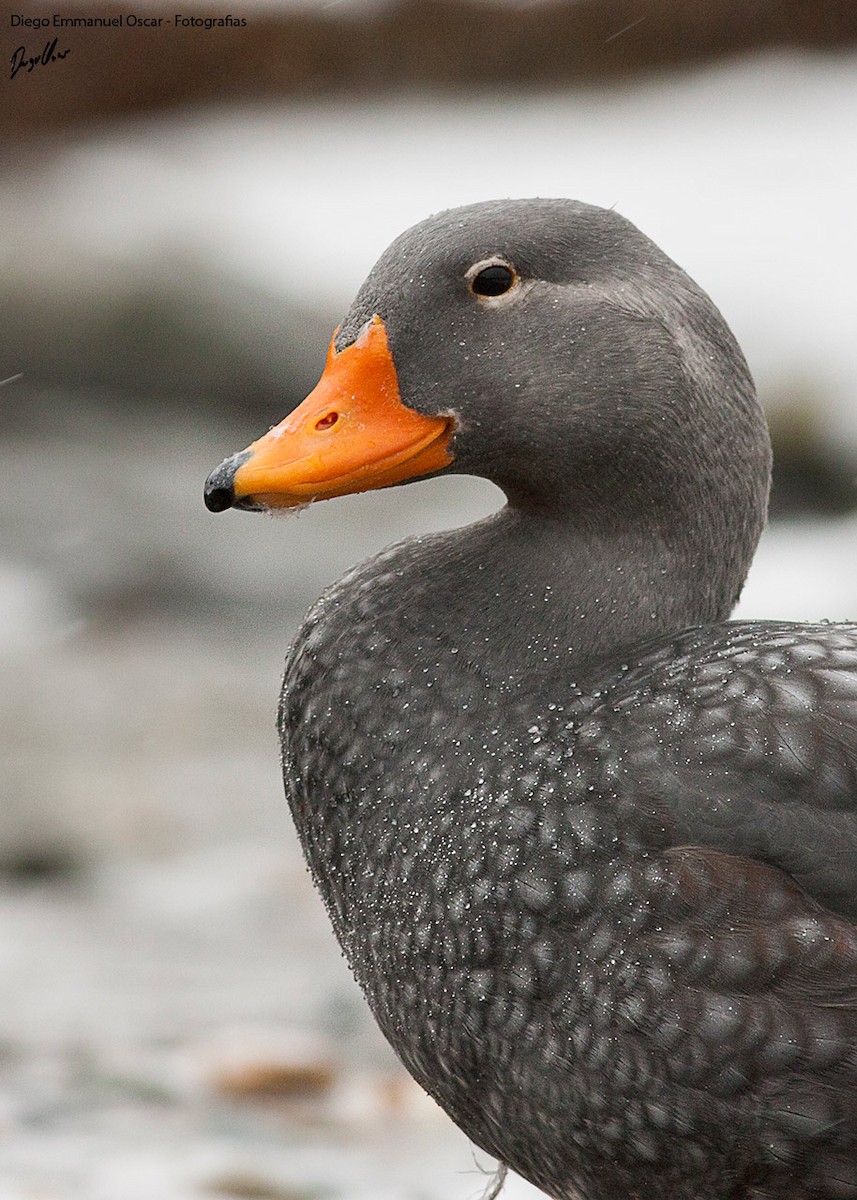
[{"x1": 204, "y1": 198, "x2": 857, "y2": 1200}]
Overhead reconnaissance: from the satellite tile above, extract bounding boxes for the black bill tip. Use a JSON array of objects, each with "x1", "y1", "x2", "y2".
[{"x1": 204, "y1": 449, "x2": 251, "y2": 512}]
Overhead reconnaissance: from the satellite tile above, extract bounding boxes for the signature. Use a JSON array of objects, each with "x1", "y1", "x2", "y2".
[{"x1": 11, "y1": 39, "x2": 70, "y2": 80}]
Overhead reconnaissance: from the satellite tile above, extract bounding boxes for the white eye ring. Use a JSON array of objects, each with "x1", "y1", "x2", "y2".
[{"x1": 466, "y1": 258, "x2": 521, "y2": 305}]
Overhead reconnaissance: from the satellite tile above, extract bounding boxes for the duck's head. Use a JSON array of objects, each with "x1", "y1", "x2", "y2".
[{"x1": 205, "y1": 199, "x2": 770, "y2": 606}]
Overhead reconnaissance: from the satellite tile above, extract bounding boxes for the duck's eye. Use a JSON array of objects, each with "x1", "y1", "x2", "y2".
[{"x1": 469, "y1": 263, "x2": 517, "y2": 298}]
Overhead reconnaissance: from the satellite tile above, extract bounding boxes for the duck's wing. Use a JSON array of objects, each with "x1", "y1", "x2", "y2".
[
  {"x1": 625, "y1": 842, "x2": 857, "y2": 1197},
  {"x1": 544, "y1": 627, "x2": 857, "y2": 1193},
  {"x1": 595, "y1": 621, "x2": 857, "y2": 920}
]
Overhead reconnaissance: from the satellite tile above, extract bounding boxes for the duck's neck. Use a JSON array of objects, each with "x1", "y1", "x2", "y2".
[{"x1": 394, "y1": 501, "x2": 728, "y2": 692}]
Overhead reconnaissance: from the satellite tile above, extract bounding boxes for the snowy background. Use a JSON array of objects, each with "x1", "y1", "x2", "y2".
[{"x1": 2, "y1": 41, "x2": 857, "y2": 1200}]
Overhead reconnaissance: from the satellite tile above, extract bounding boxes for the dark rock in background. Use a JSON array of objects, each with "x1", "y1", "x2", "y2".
[
  {"x1": 1, "y1": 256, "x2": 330, "y2": 421},
  {"x1": 768, "y1": 404, "x2": 857, "y2": 517}
]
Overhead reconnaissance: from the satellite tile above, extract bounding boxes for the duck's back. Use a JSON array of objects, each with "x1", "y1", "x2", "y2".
[
  {"x1": 573, "y1": 621, "x2": 857, "y2": 1199},
  {"x1": 590, "y1": 619, "x2": 857, "y2": 917}
]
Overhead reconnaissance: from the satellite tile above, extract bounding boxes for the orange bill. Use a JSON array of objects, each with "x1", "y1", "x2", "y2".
[{"x1": 232, "y1": 316, "x2": 455, "y2": 508}]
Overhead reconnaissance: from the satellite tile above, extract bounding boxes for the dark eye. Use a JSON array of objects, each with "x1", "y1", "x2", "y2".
[{"x1": 470, "y1": 263, "x2": 516, "y2": 298}]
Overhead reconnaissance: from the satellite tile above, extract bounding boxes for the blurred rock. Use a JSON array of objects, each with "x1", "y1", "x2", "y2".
[
  {"x1": 2, "y1": 255, "x2": 330, "y2": 417},
  {"x1": 204, "y1": 1174, "x2": 322, "y2": 1200},
  {"x1": 199, "y1": 1027, "x2": 338, "y2": 1102},
  {"x1": 768, "y1": 401, "x2": 857, "y2": 517}
]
